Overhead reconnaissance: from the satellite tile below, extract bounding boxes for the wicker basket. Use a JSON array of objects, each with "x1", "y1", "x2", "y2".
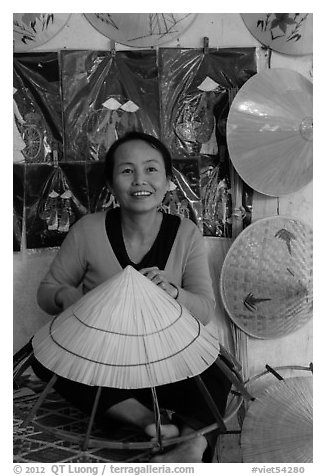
[{"x1": 220, "y1": 216, "x2": 313, "y2": 339}]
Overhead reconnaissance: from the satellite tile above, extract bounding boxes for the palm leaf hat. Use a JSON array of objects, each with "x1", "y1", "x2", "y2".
[
  {"x1": 220, "y1": 216, "x2": 313, "y2": 339},
  {"x1": 32, "y1": 266, "x2": 220, "y2": 389},
  {"x1": 241, "y1": 376, "x2": 312, "y2": 462},
  {"x1": 226, "y1": 67, "x2": 312, "y2": 197}
]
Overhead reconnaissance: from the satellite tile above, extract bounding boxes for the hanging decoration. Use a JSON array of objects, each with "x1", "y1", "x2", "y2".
[
  {"x1": 200, "y1": 155, "x2": 232, "y2": 237},
  {"x1": 61, "y1": 50, "x2": 159, "y2": 161},
  {"x1": 159, "y1": 48, "x2": 257, "y2": 158},
  {"x1": 33, "y1": 266, "x2": 220, "y2": 389},
  {"x1": 226, "y1": 68, "x2": 313, "y2": 197},
  {"x1": 13, "y1": 52, "x2": 63, "y2": 163},
  {"x1": 13, "y1": 13, "x2": 71, "y2": 52},
  {"x1": 220, "y1": 216, "x2": 313, "y2": 339},
  {"x1": 241, "y1": 13, "x2": 313, "y2": 56},
  {"x1": 25, "y1": 162, "x2": 88, "y2": 249},
  {"x1": 83, "y1": 13, "x2": 197, "y2": 48},
  {"x1": 13, "y1": 87, "x2": 26, "y2": 163},
  {"x1": 241, "y1": 376, "x2": 312, "y2": 462}
]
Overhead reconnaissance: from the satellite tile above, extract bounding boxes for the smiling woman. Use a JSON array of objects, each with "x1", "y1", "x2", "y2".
[{"x1": 33, "y1": 131, "x2": 231, "y2": 463}]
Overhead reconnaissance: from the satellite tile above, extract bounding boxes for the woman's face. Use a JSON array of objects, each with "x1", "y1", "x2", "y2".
[{"x1": 110, "y1": 139, "x2": 169, "y2": 214}]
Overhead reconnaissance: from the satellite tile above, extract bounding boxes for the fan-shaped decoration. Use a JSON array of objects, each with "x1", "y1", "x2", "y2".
[
  {"x1": 241, "y1": 376, "x2": 312, "y2": 462},
  {"x1": 84, "y1": 13, "x2": 197, "y2": 48},
  {"x1": 32, "y1": 266, "x2": 220, "y2": 389},
  {"x1": 226, "y1": 68, "x2": 313, "y2": 197},
  {"x1": 220, "y1": 216, "x2": 313, "y2": 339},
  {"x1": 241, "y1": 13, "x2": 313, "y2": 56},
  {"x1": 13, "y1": 13, "x2": 71, "y2": 52}
]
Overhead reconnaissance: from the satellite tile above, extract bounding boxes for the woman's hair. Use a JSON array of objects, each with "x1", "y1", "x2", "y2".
[{"x1": 104, "y1": 131, "x2": 173, "y2": 184}]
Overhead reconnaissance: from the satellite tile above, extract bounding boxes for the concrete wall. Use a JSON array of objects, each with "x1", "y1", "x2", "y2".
[{"x1": 13, "y1": 13, "x2": 313, "y2": 380}]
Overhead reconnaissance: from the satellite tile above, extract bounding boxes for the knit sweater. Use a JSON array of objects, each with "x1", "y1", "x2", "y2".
[{"x1": 37, "y1": 211, "x2": 216, "y2": 325}]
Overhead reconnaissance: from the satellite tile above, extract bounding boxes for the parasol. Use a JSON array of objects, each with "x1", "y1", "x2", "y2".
[
  {"x1": 13, "y1": 13, "x2": 71, "y2": 52},
  {"x1": 241, "y1": 13, "x2": 313, "y2": 56},
  {"x1": 241, "y1": 376, "x2": 312, "y2": 463},
  {"x1": 226, "y1": 68, "x2": 313, "y2": 197},
  {"x1": 83, "y1": 13, "x2": 197, "y2": 48},
  {"x1": 32, "y1": 266, "x2": 220, "y2": 389},
  {"x1": 220, "y1": 216, "x2": 313, "y2": 339}
]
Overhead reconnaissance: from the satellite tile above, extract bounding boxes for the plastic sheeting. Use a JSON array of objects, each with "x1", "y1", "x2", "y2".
[
  {"x1": 13, "y1": 164, "x2": 25, "y2": 251},
  {"x1": 25, "y1": 163, "x2": 88, "y2": 249},
  {"x1": 13, "y1": 48, "x2": 257, "y2": 249},
  {"x1": 61, "y1": 50, "x2": 160, "y2": 161},
  {"x1": 13, "y1": 53, "x2": 63, "y2": 163},
  {"x1": 159, "y1": 48, "x2": 257, "y2": 235}
]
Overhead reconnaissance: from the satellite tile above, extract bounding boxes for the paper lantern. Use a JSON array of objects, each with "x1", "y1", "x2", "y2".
[
  {"x1": 84, "y1": 13, "x2": 197, "y2": 48},
  {"x1": 33, "y1": 266, "x2": 220, "y2": 389},
  {"x1": 226, "y1": 68, "x2": 313, "y2": 196}
]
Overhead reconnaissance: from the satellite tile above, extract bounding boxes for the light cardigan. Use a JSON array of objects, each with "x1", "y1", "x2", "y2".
[{"x1": 37, "y1": 211, "x2": 216, "y2": 325}]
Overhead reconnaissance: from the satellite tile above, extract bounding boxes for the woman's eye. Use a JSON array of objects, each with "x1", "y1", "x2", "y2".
[
  {"x1": 121, "y1": 168, "x2": 133, "y2": 174},
  {"x1": 147, "y1": 167, "x2": 158, "y2": 172}
]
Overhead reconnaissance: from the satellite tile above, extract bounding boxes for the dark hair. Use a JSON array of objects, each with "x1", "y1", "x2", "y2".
[{"x1": 104, "y1": 131, "x2": 173, "y2": 184}]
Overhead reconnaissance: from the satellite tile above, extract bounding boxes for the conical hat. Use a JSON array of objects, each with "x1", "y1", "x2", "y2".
[
  {"x1": 83, "y1": 13, "x2": 197, "y2": 48},
  {"x1": 13, "y1": 14, "x2": 71, "y2": 52},
  {"x1": 241, "y1": 13, "x2": 312, "y2": 56},
  {"x1": 226, "y1": 68, "x2": 313, "y2": 197},
  {"x1": 241, "y1": 376, "x2": 313, "y2": 463},
  {"x1": 220, "y1": 216, "x2": 313, "y2": 339},
  {"x1": 32, "y1": 266, "x2": 219, "y2": 389}
]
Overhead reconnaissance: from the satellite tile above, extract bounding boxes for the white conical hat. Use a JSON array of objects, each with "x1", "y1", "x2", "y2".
[
  {"x1": 241, "y1": 376, "x2": 312, "y2": 463},
  {"x1": 226, "y1": 68, "x2": 312, "y2": 197},
  {"x1": 32, "y1": 266, "x2": 219, "y2": 389}
]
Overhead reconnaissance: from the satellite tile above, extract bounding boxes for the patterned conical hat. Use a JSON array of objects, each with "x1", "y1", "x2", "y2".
[
  {"x1": 241, "y1": 14, "x2": 312, "y2": 56},
  {"x1": 220, "y1": 216, "x2": 313, "y2": 339},
  {"x1": 32, "y1": 266, "x2": 219, "y2": 389},
  {"x1": 83, "y1": 13, "x2": 197, "y2": 48}
]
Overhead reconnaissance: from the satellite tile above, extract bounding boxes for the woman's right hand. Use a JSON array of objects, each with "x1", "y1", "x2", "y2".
[{"x1": 139, "y1": 267, "x2": 179, "y2": 299}]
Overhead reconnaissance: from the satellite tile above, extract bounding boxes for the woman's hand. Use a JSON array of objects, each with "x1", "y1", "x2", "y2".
[{"x1": 139, "y1": 267, "x2": 179, "y2": 299}]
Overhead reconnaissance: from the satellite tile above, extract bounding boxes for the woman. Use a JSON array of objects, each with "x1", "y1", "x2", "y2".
[{"x1": 33, "y1": 131, "x2": 231, "y2": 462}]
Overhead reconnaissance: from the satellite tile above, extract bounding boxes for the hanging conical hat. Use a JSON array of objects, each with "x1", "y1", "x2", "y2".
[
  {"x1": 84, "y1": 13, "x2": 197, "y2": 48},
  {"x1": 241, "y1": 13, "x2": 313, "y2": 56},
  {"x1": 32, "y1": 266, "x2": 219, "y2": 389},
  {"x1": 220, "y1": 216, "x2": 313, "y2": 339},
  {"x1": 241, "y1": 376, "x2": 313, "y2": 463},
  {"x1": 226, "y1": 68, "x2": 313, "y2": 197},
  {"x1": 13, "y1": 13, "x2": 71, "y2": 52}
]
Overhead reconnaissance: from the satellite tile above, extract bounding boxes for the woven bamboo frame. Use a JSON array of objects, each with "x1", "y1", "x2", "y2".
[{"x1": 14, "y1": 346, "x2": 251, "y2": 454}]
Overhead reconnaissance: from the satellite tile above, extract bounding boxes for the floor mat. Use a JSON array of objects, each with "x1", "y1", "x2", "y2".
[{"x1": 13, "y1": 373, "x2": 156, "y2": 463}]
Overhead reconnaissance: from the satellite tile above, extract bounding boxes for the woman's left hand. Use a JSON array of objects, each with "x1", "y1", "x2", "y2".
[{"x1": 139, "y1": 267, "x2": 179, "y2": 299}]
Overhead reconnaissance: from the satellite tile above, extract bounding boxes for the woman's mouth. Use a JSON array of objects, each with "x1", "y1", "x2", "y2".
[{"x1": 130, "y1": 191, "x2": 152, "y2": 197}]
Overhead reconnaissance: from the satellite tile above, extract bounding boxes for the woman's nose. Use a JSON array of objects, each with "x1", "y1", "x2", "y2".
[{"x1": 132, "y1": 169, "x2": 146, "y2": 184}]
